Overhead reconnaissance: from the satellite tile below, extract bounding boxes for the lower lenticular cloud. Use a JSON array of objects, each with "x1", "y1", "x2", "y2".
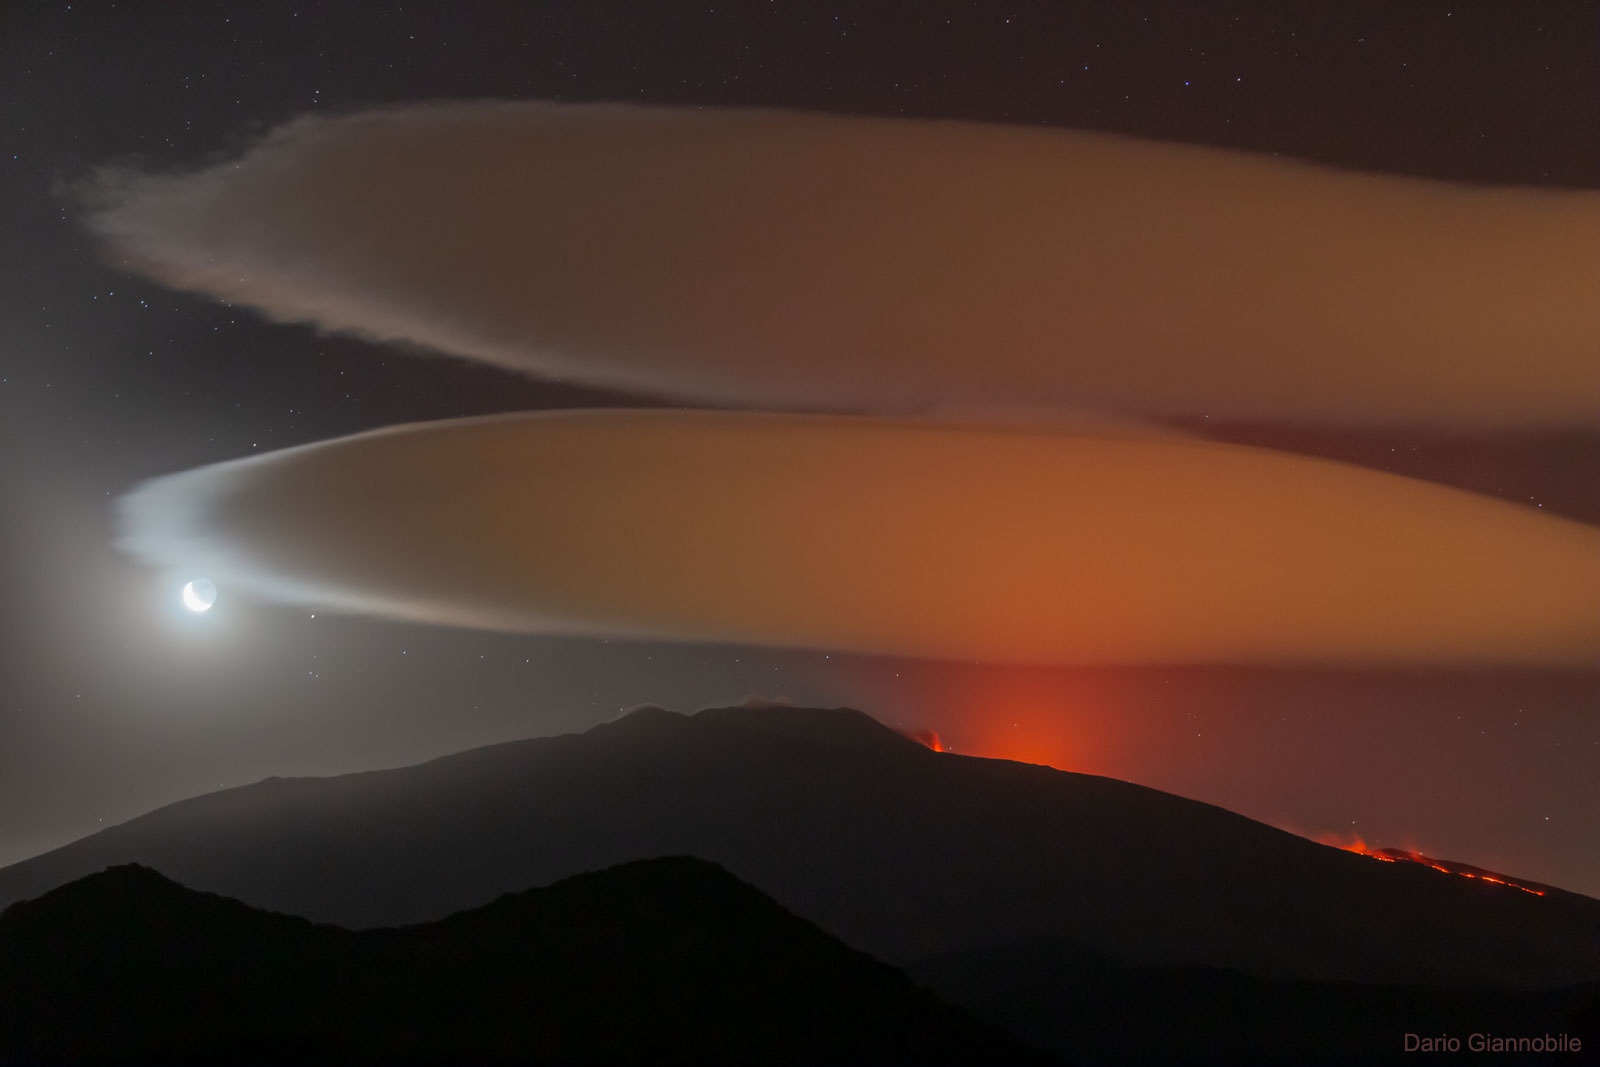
[
  {"x1": 85, "y1": 103, "x2": 1599, "y2": 426},
  {"x1": 117, "y1": 410, "x2": 1600, "y2": 666}
]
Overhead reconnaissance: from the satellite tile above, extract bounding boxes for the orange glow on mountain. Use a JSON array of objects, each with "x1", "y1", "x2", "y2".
[
  {"x1": 972, "y1": 724, "x2": 1074, "y2": 770},
  {"x1": 1328, "y1": 836, "x2": 1548, "y2": 896},
  {"x1": 918, "y1": 671, "x2": 1113, "y2": 772},
  {"x1": 1323, "y1": 835, "x2": 1396, "y2": 860}
]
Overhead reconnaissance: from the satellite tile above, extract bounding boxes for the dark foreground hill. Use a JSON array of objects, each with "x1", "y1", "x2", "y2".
[
  {"x1": 0, "y1": 859, "x2": 1044, "y2": 1065},
  {"x1": 909, "y1": 938, "x2": 1600, "y2": 1066},
  {"x1": 1, "y1": 705, "x2": 1596, "y2": 991}
]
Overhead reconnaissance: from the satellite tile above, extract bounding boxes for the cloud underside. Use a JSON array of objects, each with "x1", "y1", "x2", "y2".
[
  {"x1": 118, "y1": 411, "x2": 1600, "y2": 666},
  {"x1": 86, "y1": 103, "x2": 1600, "y2": 426}
]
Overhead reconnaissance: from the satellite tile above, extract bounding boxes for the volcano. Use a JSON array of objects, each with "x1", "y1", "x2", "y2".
[{"x1": 1, "y1": 705, "x2": 1595, "y2": 992}]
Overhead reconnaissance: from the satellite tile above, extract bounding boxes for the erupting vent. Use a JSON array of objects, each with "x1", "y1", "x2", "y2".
[{"x1": 1341, "y1": 841, "x2": 1549, "y2": 896}]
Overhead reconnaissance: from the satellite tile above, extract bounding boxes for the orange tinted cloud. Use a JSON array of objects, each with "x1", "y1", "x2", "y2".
[
  {"x1": 117, "y1": 410, "x2": 1600, "y2": 666},
  {"x1": 85, "y1": 103, "x2": 1600, "y2": 426}
]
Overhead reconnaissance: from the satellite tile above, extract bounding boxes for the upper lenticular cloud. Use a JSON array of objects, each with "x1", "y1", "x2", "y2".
[
  {"x1": 85, "y1": 103, "x2": 1599, "y2": 426},
  {"x1": 116, "y1": 410, "x2": 1600, "y2": 666}
]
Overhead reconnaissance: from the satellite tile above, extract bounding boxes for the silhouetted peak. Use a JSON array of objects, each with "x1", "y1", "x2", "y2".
[
  {"x1": 586, "y1": 702, "x2": 928, "y2": 758},
  {"x1": 619, "y1": 703, "x2": 678, "y2": 720},
  {"x1": 588, "y1": 703, "x2": 687, "y2": 735},
  {"x1": 692, "y1": 703, "x2": 927, "y2": 752},
  {"x1": 4, "y1": 862, "x2": 182, "y2": 910},
  {"x1": 453, "y1": 855, "x2": 784, "y2": 932},
  {"x1": 83, "y1": 862, "x2": 169, "y2": 883},
  {"x1": 0, "y1": 860, "x2": 335, "y2": 959},
  {"x1": 573, "y1": 853, "x2": 733, "y2": 883}
]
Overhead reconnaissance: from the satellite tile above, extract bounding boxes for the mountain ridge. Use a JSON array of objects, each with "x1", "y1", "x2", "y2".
[
  {"x1": 1, "y1": 704, "x2": 1594, "y2": 990},
  {"x1": 1, "y1": 857, "x2": 1040, "y2": 1065}
]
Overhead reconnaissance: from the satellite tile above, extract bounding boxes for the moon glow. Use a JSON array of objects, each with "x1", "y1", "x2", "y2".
[{"x1": 181, "y1": 578, "x2": 217, "y2": 613}]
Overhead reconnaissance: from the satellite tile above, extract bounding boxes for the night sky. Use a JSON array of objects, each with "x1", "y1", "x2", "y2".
[{"x1": 2, "y1": 1, "x2": 1596, "y2": 898}]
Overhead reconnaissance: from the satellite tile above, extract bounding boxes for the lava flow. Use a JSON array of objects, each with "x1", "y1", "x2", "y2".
[
  {"x1": 1338, "y1": 839, "x2": 1549, "y2": 896},
  {"x1": 905, "y1": 728, "x2": 946, "y2": 752}
]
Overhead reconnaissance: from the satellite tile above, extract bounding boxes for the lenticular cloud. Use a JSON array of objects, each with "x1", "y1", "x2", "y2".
[
  {"x1": 117, "y1": 410, "x2": 1600, "y2": 666},
  {"x1": 98, "y1": 104, "x2": 1600, "y2": 667},
  {"x1": 86, "y1": 102, "x2": 1600, "y2": 426}
]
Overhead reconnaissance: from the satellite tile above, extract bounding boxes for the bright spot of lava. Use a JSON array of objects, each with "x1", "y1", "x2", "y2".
[
  {"x1": 906, "y1": 728, "x2": 945, "y2": 752},
  {"x1": 1329, "y1": 835, "x2": 1548, "y2": 897}
]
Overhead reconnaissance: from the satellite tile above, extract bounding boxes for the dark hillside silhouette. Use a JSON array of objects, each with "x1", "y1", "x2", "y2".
[
  {"x1": 0, "y1": 859, "x2": 1045, "y2": 1065},
  {"x1": 909, "y1": 937, "x2": 1599, "y2": 1065}
]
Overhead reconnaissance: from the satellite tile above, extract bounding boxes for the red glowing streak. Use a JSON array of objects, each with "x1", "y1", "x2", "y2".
[
  {"x1": 906, "y1": 728, "x2": 945, "y2": 752},
  {"x1": 1331, "y1": 838, "x2": 1548, "y2": 897}
]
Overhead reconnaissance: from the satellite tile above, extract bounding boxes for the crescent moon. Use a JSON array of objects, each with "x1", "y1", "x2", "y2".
[{"x1": 181, "y1": 580, "x2": 215, "y2": 613}]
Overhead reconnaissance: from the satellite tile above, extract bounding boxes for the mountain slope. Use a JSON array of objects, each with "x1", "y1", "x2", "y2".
[
  {"x1": 0, "y1": 705, "x2": 1595, "y2": 988},
  {"x1": 0, "y1": 859, "x2": 1041, "y2": 1065}
]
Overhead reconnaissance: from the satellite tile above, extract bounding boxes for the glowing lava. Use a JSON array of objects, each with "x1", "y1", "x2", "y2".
[
  {"x1": 906, "y1": 728, "x2": 946, "y2": 752},
  {"x1": 1335, "y1": 839, "x2": 1548, "y2": 896}
]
